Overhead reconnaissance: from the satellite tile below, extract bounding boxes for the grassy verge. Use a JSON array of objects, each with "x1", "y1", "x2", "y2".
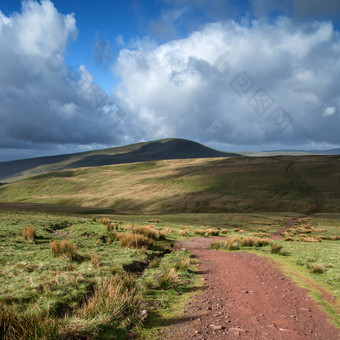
[{"x1": 136, "y1": 250, "x2": 201, "y2": 339}]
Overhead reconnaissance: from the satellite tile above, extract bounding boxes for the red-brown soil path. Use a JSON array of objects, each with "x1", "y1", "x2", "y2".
[{"x1": 161, "y1": 237, "x2": 339, "y2": 339}]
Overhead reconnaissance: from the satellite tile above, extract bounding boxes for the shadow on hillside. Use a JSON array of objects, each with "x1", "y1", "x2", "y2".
[{"x1": 0, "y1": 139, "x2": 240, "y2": 182}]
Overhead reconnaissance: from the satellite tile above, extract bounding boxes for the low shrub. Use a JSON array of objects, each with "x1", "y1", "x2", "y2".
[{"x1": 22, "y1": 226, "x2": 36, "y2": 241}]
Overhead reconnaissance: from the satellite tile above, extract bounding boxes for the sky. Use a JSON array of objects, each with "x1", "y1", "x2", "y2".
[{"x1": 0, "y1": 0, "x2": 339, "y2": 161}]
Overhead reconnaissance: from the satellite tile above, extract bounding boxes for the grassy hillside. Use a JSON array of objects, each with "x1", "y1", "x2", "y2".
[
  {"x1": 0, "y1": 155, "x2": 339, "y2": 214},
  {"x1": 0, "y1": 138, "x2": 239, "y2": 183}
]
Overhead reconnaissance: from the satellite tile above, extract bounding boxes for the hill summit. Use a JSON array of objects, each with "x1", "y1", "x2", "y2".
[{"x1": 0, "y1": 138, "x2": 240, "y2": 183}]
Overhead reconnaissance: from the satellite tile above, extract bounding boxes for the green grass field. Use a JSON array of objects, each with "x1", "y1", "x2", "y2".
[
  {"x1": 0, "y1": 207, "x2": 339, "y2": 338},
  {"x1": 1, "y1": 155, "x2": 340, "y2": 214}
]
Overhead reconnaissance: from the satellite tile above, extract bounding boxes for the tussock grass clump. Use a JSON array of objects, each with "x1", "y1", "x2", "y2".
[
  {"x1": 255, "y1": 238, "x2": 271, "y2": 247},
  {"x1": 284, "y1": 236, "x2": 295, "y2": 242},
  {"x1": 240, "y1": 237, "x2": 271, "y2": 247},
  {"x1": 133, "y1": 226, "x2": 159, "y2": 240},
  {"x1": 0, "y1": 303, "x2": 60, "y2": 340},
  {"x1": 90, "y1": 254, "x2": 100, "y2": 268},
  {"x1": 240, "y1": 236, "x2": 256, "y2": 247},
  {"x1": 75, "y1": 274, "x2": 143, "y2": 331},
  {"x1": 211, "y1": 237, "x2": 241, "y2": 251},
  {"x1": 250, "y1": 232, "x2": 269, "y2": 238},
  {"x1": 178, "y1": 230, "x2": 188, "y2": 236},
  {"x1": 119, "y1": 233, "x2": 153, "y2": 249},
  {"x1": 194, "y1": 229, "x2": 205, "y2": 236},
  {"x1": 22, "y1": 226, "x2": 35, "y2": 241},
  {"x1": 149, "y1": 257, "x2": 160, "y2": 269},
  {"x1": 100, "y1": 217, "x2": 111, "y2": 225},
  {"x1": 227, "y1": 238, "x2": 241, "y2": 250},
  {"x1": 220, "y1": 229, "x2": 228, "y2": 234},
  {"x1": 148, "y1": 219, "x2": 162, "y2": 223},
  {"x1": 299, "y1": 236, "x2": 321, "y2": 243},
  {"x1": 175, "y1": 256, "x2": 191, "y2": 271},
  {"x1": 308, "y1": 263, "x2": 326, "y2": 274},
  {"x1": 91, "y1": 216, "x2": 96, "y2": 222},
  {"x1": 107, "y1": 223, "x2": 118, "y2": 232},
  {"x1": 50, "y1": 240, "x2": 78, "y2": 260},
  {"x1": 158, "y1": 268, "x2": 179, "y2": 289},
  {"x1": 123, "y1": 224, "x2": 133, "y2": 231},
  {"x1": 270, "y1": 244, "x2": 283, "y2": 254}
]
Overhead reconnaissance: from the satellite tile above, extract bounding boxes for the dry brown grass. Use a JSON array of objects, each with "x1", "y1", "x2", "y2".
[
  {"x1": 107, "y1": 223, "x2": 118, "y2": 232},
  {"x1": 299, "y1": 236, "x2": 321, "y2": 243},
  {"x1": 75, "y1": 273, "x2": 142, "y2": 330},
  {"x1": 178, "y1": 230, "x2": 188, "y2": 236},
  {"x1": 90, "y1": 254, "x2": 100, "y2": 268},
  {"x1": 148, "y1": 219, "x2": 162, "y2": 223},
  {"x1": 22, "y1": 226, "x2": 35, "y2": 241},
  {"x1": 133, "y1": 226, "x2": 159, "y2": 240},
  {"x1": 250, "y1": 232, "x2": 269, "y2": 238},
  {"x1": 158, "y1": 268, "x2": 179, "y2": 289},
  {"x1": 50, "y1": 240, "x2": 78, "y2": 260},
  {"x1": 100, "y1": 217, "x2": 111, "y2": 225},
  {"x1": 240, "y1": 236, "x2": 271, "y2": 247},
  {"x1": 119, "y1": 233, "x2": 153, "y2": 249},
  {"x1": 0, "y1": 302, "x2": 59, "y2": 339},
  {"x1": 284, "y1": 236, "x2": 296, "y2": 242}
]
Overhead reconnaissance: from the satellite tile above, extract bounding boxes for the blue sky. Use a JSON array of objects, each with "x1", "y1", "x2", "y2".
[{"x1": 0, "y1": 0, "x2": 339, "y2": 160}]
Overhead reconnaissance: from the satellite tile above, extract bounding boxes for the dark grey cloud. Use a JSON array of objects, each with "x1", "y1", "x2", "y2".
[{"x1": 0, "y1": 1, "x2": 126, "y2": 160}]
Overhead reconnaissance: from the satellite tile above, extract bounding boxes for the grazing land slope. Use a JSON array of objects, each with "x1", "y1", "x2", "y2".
[{"x1": 0, "y1": 155, "x2": 339, "y2": 214}]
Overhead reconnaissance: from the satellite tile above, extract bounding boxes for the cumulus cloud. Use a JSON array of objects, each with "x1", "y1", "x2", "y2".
[
  {"x1": 0, "y1": 0, "x2": 125, "y2": 158},
  {"x1": 113, "y1": 18, "x2": 340, "y2": 147}
]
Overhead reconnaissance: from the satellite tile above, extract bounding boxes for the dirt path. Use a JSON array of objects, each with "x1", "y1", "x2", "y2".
[
  {"x1": 272, "y1": 219, "x2": 294, "y2": 240},
  {"x1": 161, "y1": 237, "x2": 339, "y2": 339}
]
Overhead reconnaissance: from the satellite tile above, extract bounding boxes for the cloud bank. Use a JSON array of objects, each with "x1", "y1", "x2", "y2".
[
  {"x1": 0, "y1": 0, "x2": 339, "y2": 161},
  {"x1": 114, "y1": 18, "x2": 340, "y2": 147}
]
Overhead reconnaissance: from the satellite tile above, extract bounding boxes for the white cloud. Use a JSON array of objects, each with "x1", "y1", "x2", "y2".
[
  {"x1": 113, "y1": 18, "x2": 340, "y2": 146},
  {"x1": 323, "y1": 106, "x2": 336, "y2": 117}
]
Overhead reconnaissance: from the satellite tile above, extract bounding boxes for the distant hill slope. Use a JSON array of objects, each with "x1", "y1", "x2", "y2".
[
  {"x1": 0, "y1": 155, "x2": 339, "y2": 214},
  {"x1": 0, "y1": 138, "x2": 240, "y2": 183}
]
